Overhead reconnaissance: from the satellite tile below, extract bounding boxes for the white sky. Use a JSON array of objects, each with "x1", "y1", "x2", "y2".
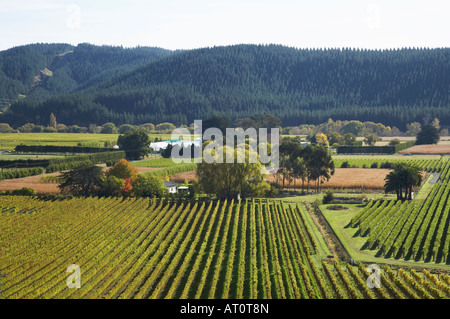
[{"x1": 1, "y1": 0, "x2": 449, "y2": 51}]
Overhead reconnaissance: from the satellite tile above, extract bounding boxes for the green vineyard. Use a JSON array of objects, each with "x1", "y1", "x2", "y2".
[
  {"x1": 2, "y1": 196, "x2": 450, "y2": 299},
  {"x1": 351, "y1": 158, "x2": 450, "y2": 263},
  {"x1": 333, "y1": 157, "x2": 447, "y2": 172}
]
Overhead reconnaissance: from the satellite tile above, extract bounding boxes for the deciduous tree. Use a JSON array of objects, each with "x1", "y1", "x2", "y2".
[
  {"x1": 101, "y1": 122, "x2": 118, "y2": 134},
  {"x1": 196, "y1": 144, "x2": 269, "y2": 200},
  {"x1": 49, "y1": 113, "x2": 57, "y2": 129},
  {"x1": 58, "y1": 166, "x2": 104, "y2": 197},
  {"x1": 107, "y1": 158, "x2": 139, "y2": 180},
  {"x1": 132, "y1": 174, "x2": 167, "y2": 197},
  {"x1": 117, "y1": 129, "x2": 151, "y2": 160},
  {"x1": 364, "y1": 133, "x2": 378, "y2": 146}
]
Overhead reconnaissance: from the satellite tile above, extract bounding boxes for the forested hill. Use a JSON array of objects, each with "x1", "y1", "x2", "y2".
[
  {"x1": 0, "y1": 43, "x2": 173, "y2": 100},
  {"x1": 1, "y1": 44, "x2": 450, "y2": 129},
  {"x1": 0, "y1": 43, "x2": 74, "y2": 99}
]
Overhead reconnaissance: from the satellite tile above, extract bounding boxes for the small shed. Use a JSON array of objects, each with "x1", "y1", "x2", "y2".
[{"x1": 164, "y1": 181, "x2": 179, "y2": 193}]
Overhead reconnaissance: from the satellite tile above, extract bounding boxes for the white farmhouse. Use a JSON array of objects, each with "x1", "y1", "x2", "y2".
[{"x1": 164, "y1": 181, "x2": 179, "y2": 193}]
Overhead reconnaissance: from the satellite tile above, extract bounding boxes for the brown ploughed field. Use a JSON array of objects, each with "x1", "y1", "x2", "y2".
[
  {"x1": 171, "y1": 168, "x2": 392, "y2": 190},
  {"x1": 399, "y1": 144, "x2": 450, "y2": 155}
]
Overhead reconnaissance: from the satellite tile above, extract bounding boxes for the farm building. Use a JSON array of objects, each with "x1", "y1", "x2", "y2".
[
  {"x1": 150, "y1": 138, "x2": 202, "y2": 153},
  {"x1": 164, "y1": 181, "x2": 179, "y2": 193}
]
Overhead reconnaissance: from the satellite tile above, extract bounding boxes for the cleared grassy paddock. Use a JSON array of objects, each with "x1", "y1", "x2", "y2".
[
  {"x1": 131, "y1": 158, "x2": 194, "y2": 168},
  {"x1": 0, "y1": 132, "x2": 178, "y2": 151},
  {"x1": 0, "y1": 133, "x2": 119, "y2": 150}
]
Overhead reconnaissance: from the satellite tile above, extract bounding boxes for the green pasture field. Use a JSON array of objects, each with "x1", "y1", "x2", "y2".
[
  {"x1": 0, "y1": 133, "x2": 119, "y2": 150},
  {"x1": 131, "y1": 157, "x2": 193, "y2": 168},
  {"x1": 414, "y1": 173, "x2": 436, "y2": 201},
  {"x1": 0, "y1": 132, "x2": 181, "y2": 151},
  {"x1": 281, "y1": 134, "x2": 308, "y2": 139}
]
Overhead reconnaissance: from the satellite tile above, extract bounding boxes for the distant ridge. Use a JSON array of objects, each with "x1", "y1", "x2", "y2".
[{"x1": 1, "y1": 43, "x2": 449, "y2": 128}]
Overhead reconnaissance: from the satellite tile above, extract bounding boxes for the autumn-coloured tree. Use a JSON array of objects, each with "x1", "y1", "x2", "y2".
[
  {"x1": 315, "y1": 133, "x2": 329, "y2": 147},
  {"x1": 140, "y1": 123, "x2": 155, "y2": 132},
  {"x1": 122, "y1": 178, "x2": 133, "y2": 197},
  {"x1": 0, "y1": 123, "x2": 13, "y2": 133},
  {"x1": 107, "y1": 158, "x2": 139, "y2": 181},
  {"x1": 49, "y1": 113, "x2": 57, "y2": 129},
  {"x1": 432, "y1": 118, "x2": 440, "y2": 130}
]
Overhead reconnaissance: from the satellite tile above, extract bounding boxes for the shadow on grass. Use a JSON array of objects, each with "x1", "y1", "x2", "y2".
[
  {"x1": 360, "y1": 229, "x2": 370, "y2": 237},
  {"x1": 344, "y1": 222, "x2": 353, "y2": 229},
  {"x1": 383, "y1": 247, "x2": 404, "y2": 261},
  {"x1": 375, "y1": 249, "x2": 384, "y2": 258},
  {"x1": 352, "y1": 229, "x2": 361, "y2": 238},
  {"x1": 360, "y1": 241, "x2": 370, "y2": 251},
  {"x1": 383, "y1": 247, "x2": 394, "y2": 259}
]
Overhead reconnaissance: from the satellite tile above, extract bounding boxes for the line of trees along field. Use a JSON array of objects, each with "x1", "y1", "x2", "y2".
[{"x1": 1, "y1": 44, "x2": 450, "y2": 128}]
